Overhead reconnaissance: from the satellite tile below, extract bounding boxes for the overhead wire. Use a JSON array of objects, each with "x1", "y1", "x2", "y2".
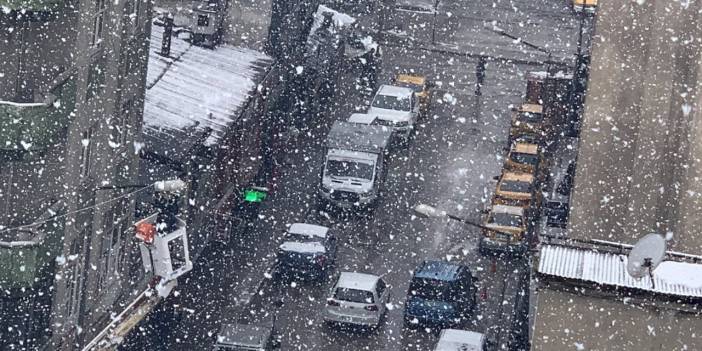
[{"x1": 0, "y1": 184, "x2": 153, "y2": 235}]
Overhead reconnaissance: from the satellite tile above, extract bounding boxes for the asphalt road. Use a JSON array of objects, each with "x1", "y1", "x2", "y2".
[{"x1": 122, "y1": 1, "x2": 587, "y2": 350}]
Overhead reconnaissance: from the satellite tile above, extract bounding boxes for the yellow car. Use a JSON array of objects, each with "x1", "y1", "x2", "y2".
[
  {"x1": 573, "y1": 0, "x2": 597, "y2": 14},
  {"x1": 394, "y1": 73, "x2": 430, "y2": 115},
  {"x1": 493, "y1": 171, "x2": 541, "y2": 208},
  {"x1": 479, "y1": 204, "x2": 529, "y2": 254},
  {"x1": 504, "y1": 141, "x2": 544, "y2": 177},
  {"x1": 509, "y1": 103, "x2": 551, "y2": 143}
]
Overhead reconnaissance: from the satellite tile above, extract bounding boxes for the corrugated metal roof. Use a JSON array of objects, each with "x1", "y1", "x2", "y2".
[{"x1": 538, "y1": 244, "x2": 702, "y2": 298}]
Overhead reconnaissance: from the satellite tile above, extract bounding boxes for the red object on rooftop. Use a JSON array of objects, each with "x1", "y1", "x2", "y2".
[{"x1": 135, "y1": 222, "x2": 156, "y2": 244}]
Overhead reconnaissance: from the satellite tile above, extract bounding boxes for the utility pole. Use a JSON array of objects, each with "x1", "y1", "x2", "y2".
[{"x1": 474, "y1": 56, "x2": 486, "y2": 121}]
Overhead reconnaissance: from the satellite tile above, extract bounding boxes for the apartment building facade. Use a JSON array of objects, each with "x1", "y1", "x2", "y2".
[{"x1": 0, "y1": 0, "x2": 152, "y2": 348}]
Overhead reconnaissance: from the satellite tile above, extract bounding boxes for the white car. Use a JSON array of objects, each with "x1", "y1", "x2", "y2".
[
  {"x1": 323, "y1": 272, "x2": 390, "y2": 328},
  {"x1": 368, "y1": 84, "x2": 420, "y2": 143},
  {"x1": 434, "y1": 329, "x2": 486, "y2": 351}
]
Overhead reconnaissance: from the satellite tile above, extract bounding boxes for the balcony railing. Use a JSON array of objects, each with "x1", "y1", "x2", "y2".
[{"x1": 0, "y1": 205, "x2": 64, "y2": 291}]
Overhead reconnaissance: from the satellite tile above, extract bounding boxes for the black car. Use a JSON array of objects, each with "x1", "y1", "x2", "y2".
[
  {"x1": 403, "y1": 260, "x2": 476, "y2": 328},
  {"x1": 275, "y1": 223, "x2": 337, "y2": 281}
]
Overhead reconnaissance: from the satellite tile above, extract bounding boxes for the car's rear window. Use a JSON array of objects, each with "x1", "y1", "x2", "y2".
[
  {"x1": 409, "y1": 278, "x2": 451, "y2": 301},
  {"x1": 517, "y1": 111, "x2": 543, "y2": 123},
  {"x1": 489, "y1": 213, "x2": 523, "y2": 227},
  {"x1": 334, "y1": 288, "x2": 374, "y2": 304},
  {"x1": 500, "y1": 180, "x2": 531, "y2": 193},
  {"x1": 510, "y1": 152, "x2": 539, "y2": 166}
]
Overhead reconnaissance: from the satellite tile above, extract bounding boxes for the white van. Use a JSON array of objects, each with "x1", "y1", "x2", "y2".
[{"x1": 434, "y1": 329, "x2": 486, "y2": 351}]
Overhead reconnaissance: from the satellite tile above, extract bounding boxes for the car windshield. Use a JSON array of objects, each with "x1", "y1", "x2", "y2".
[
  {"x1": 409, "y1": 278, "x2": 451, "y2": 301},
  {"x1": 334, "y1": 288, "x2": 374, "y2": 304},
  {"x1": 510, "y1": 152, "x2": 539, "y2": 166},
  {"x1": 500, "y1": 180, "x2": 531, "y2": 193},
  {"x1": 326, "y1": 159, "x2": 375, "y2": 180},
  {"x1": 394, "y1": 80, "x2": 423, "y2": 93},
  {"x1": 284, "y1": 232, "x2": 322, "y2": 243},
  {"x1": 517, "y1": 111, "x2": 543, "y2": 123},
  {"x1": 372, "y1": 94, "x2": 411, "y2": 111},
  {"x1": 489, "y1": 213, "x2": 523, "y2": 227}
]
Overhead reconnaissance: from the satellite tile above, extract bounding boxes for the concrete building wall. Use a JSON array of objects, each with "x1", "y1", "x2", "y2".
[
  {"x1": 531, "y1": 288, "x2": 702, "y2": 351},
  {"x1": 0, "y1": 8, "x2": 78, "y2": 101},
  {"x1": 0, "y1": 0, "x2": 151, "y2": 348},
  {"x1": 568, "y1": 0, "x2": 702, "y2": 253}
]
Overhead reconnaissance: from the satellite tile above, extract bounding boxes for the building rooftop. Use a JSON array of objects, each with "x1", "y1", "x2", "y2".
[
  {"x1": 144, "y1": 22, "x2": 272, "y2": 146},
  {"x1": 537, "y1": 244, "x2": 702, "y2": 298}
]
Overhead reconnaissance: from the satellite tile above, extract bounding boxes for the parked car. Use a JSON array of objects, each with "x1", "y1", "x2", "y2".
[
  {"x1": 323, "y1": 272, "x2": 390, "y2": 329},
  {"x1": 508, "y1": 103, "x2": 551, "y2": 144},
  {"x1": 275, "y1": 223, "x2": 337, "y2": 281},
  {"x1": 493, "y1": 170, "x2": 541, "y2": 209},
  {"x1": 213, "y1": 317, "x2": 280, "y2": 350},
  {"x1": 403, "y1": 260, "x2": 476, "y2": 328},
  {"x1": 572, "y1": 0, "x2": 597, "y2": 14},
  {"x1": 367, "y1": 84, "x2": 421, "y2": 143},
  {"x1": 434, "y1": 329, "x2": 486, "y2": 351},
  {"x1": 504, "y1": 141, "x2": 546, "y2": 180},
  {"x1": 394, "y1": 73, "x2": 431, "y2": 116},
  {"x1": 479, "y1": 204, "x2": 529, "y2": 255}
]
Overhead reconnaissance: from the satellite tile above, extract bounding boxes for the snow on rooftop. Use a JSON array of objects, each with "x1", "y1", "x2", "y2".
[
  {"x1": 309, "y1": 5, "x2": 356, "y2": 35},
  {"x1": 538, "y1": 244, "x2": 702, "y2": 298},
  {"x1": 144, "y1": 23, "x2": 271, "y2": 145}
]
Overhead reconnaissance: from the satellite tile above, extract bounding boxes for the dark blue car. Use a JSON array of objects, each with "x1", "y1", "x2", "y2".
[{"x1": 403, "y1": 260, "x2": 476, "y2": 328}]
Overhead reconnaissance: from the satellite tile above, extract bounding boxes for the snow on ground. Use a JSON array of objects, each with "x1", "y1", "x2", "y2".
[{"x1": 144, "y1": 23, "x2": 271, "y2": 145}]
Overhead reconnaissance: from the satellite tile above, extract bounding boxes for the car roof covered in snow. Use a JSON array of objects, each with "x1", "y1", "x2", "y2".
[
  {"x1": 288, "y1": 223, "x2": 329, "y2": 238},
  {"x1": 435, "y1": 329, "x2": 485, "y2": 351},
  {"x1": 336, "y1": 272, "x2": 380, "y2": 291},
  {"x1": 279, "y1": 241, "x2": 326, "y2": 254},
  {"x1": 512, "y1": 142, "x2": 539, "y2": 155},
  {"x1": 326, "y1": 121, "x2": 393, "y2": 153},
  {"x1": 376, "y1": 84, "x2": 414, "y2": 98},
  {"x1": 491, "y1": 204, "x2": 525, "y2": 216},
  {"x1": 347, "y1": 113, "x2": 378, "y2": 125},
  {"x1": 216, "y1": 321, "x2": 272, "y2": 347}
]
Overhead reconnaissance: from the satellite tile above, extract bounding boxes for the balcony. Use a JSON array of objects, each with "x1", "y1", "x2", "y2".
[
  {"x1": 0, "y1": 206, "x2": 64, "y2": 291},
  {"x1": 0, "y1": 0, "x2": 65, "y2": 12},
  {"x1": 0, "y1": 79, "x2": 74, "y2": 158}
]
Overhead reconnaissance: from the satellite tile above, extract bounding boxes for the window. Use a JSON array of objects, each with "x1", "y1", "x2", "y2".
[
  {"x1": 109, "y1": 100, "x2": 132, "y2": 148},
  {"x1": 80, "y1": 129, "x2": 93, "y2": 177},
  {"x1": 87, "y1": 58, "x2": 106, "y2": 100},
  {"x1": 98, "y1": 199, "x2": 128, "y2": 288},
  {"x1": 197, "y1": 14, "x2": 210, "y2": 27},
  {"x1": 91, "y1": 0, "x2": 106, "y2": 47}
]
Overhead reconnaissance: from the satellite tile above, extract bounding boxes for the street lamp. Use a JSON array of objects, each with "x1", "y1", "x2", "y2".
[{"x1": 413, "y1": 203, "x2": 513, "y2": 236}]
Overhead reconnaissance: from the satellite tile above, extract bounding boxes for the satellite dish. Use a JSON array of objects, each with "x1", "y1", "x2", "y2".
[{"x1": 627, "y1": 233, "x2": 666, "y2": 279}]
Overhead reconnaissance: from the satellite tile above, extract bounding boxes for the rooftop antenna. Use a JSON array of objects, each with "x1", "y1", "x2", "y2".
[{"x1": 626, "y1": 233, "x2": 666, "y2": 289}]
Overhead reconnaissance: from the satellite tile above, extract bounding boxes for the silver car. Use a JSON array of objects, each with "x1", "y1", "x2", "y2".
[{"x1": 323, "y1": 272, "x2": 390, "y2": 328}]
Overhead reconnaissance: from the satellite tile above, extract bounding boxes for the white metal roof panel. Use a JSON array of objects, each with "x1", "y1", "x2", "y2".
[
  {"x1": 144, "y1": 23, "x2": 271, "y2": 145},
  {"x1": 538, "y1": 244, "x2": 702, "y2": 298}
]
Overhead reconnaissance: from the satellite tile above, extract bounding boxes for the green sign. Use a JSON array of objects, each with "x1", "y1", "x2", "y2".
[{"x1": 243, "y1": 188, "x2": 267, "y2": 203}]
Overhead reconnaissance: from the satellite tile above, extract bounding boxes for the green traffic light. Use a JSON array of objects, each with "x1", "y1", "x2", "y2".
[{"x1": 243, "y1": 189, "x2": 267, "y2": 203}]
